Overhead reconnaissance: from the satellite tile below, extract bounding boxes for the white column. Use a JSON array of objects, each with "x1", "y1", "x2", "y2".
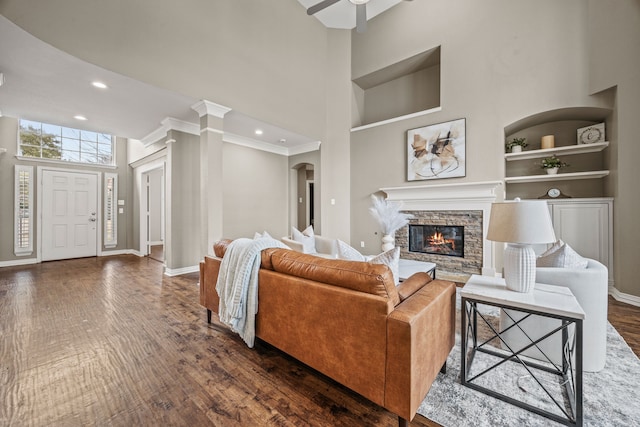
[{"x1": 192, "y1": 100, "x2": 231, "y2": 256}]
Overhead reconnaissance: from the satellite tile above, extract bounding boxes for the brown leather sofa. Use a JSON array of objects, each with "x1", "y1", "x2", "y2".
[{"x1": 199, "y1": 239, "x2": 456, "y2": 426}]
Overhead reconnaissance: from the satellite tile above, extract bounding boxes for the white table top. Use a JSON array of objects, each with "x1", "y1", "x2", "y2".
[
  {"x1": 398, "y1": 259, "x2": 436, "y2": 281},
  {"x1": 461, "y1": 274, "x2": 585, "y2": 320}
]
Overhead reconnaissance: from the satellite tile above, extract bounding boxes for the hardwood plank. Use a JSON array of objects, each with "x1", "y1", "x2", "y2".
[{"x1": 5, "y1": 255, "x2": 635, "y2": 426}]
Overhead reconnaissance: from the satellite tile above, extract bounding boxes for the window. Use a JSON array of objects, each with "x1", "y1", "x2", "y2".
[
  {"x1": 104, "y1": 173, "x2": 118, "y2": 248},
  {"x1": 15, "y1": 165, "x2": 34, "y2": 256},
  {"x1": 19, "y1": 119, "x2": 114, "y2": 165}
]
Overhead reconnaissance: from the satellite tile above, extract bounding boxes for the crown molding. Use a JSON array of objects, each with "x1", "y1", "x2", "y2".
[
  {"x1": 191, "y1": 100, "x2": 232, "y2": 118},
  {"x1": 224, "y1": 133, "x2": 289, "y2": 156},
  {"x1": 287, "y1": 140, "x2": 321, "y2": 156},
  {"x1": 141, "y1": 117, "x2": 199, "y2": 146}
]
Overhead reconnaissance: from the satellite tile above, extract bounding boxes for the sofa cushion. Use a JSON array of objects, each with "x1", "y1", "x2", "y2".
[
  {"x1": 537, "y1": 240, "x2": 588, "y2": 269},
  {"x1": 337, "y1": 239, "x2": 366, "y2": 261},
  {"x1": 367, "y1": 247, "x2": 400, "y2": 285},
  {"x1": 268, "y1": 249, "x2": 401, "y2": 307},
  {"x1": 292, "y1": 225, "x2": 316, "y2": 254}
]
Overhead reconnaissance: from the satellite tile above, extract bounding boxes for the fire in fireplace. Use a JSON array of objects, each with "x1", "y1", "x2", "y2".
[{"x1": 409, "y1": 224, "x2": 464, "y2": 257}]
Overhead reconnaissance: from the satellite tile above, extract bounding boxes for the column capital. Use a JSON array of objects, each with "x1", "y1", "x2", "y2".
[{"x1": 191, "y1": 100, "x2": 232, "y2": 118}]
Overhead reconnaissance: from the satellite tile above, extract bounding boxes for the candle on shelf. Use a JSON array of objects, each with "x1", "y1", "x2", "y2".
[{"x1": 541, "y1": 135, "x2": 555, "y2": 149}]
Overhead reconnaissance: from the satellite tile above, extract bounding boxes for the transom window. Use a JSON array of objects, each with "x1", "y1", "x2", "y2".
[{"x1": 19, "y1": 119, "x2": 114, "y2": 165}]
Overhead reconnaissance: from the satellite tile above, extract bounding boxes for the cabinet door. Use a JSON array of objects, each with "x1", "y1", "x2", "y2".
[{"x1": 551, "y1": 203, "x2": 609, "y2": 268}]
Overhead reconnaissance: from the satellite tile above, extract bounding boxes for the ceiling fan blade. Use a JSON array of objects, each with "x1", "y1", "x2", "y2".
[
  {"x1": 356, "y1": 3, "x2": 367, "y2": 33},
  {"x1": 307, "y1": 0, "x2": 342, "y2": 15}
]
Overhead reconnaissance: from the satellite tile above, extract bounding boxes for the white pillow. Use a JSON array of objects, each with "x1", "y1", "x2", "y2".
[
  {"x1": 537, "y1": 240, "x2": 588, "y2": 269},
  {"x1": 368, "y1": 247, "x2": 400, "y2": 285},
  {"x1": 291, "y1": 225, "x2": 316, "y2": 254},
  {"x1": 253, "y1": 231, "x2": 273, "y2": 240},
  {"x1": 337, "y1": 239, "x2": 366, "y2": 261}
]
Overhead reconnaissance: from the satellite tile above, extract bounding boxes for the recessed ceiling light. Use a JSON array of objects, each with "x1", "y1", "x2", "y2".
[
  {"x1": 74, "y1": 115, "x2": 88, "y2": 121},
  {"x1": 91, "y1": 81, "x2": 108, "y2": 89},
  {"x1": 255, "y1": 129, "x2": 263, "y2": 136}
]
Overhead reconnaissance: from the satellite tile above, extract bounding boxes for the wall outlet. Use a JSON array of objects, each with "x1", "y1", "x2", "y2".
[{"x1": 360, "y1": 241, "x2": 365, "y2": 248}]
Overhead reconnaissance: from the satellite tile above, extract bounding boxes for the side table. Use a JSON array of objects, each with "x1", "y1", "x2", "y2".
[
  {"x1": 398, "y1": 259, "x2": 436, "y2": 281},
  {"x1": 460, "y1": 274, "x2": 585, "y2": 426}
]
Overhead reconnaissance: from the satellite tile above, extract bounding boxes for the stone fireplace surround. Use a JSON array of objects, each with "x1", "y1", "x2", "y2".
[{"x1": 380, "y1": 181, "x2": 503, "y2": 280}]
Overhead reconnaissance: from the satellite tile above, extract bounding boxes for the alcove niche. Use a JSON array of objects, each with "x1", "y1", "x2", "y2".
[
  {"x1": 504, "y1": 106, "x2": 613, "y2": 200},
  {"x1": 352, "y1": 46, "x2": 441, "y2": 128}
]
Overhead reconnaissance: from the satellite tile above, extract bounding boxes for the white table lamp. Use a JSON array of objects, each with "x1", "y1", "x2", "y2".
[{"x1": 487, "y1": 198, "x2": 556, "y2": 292}]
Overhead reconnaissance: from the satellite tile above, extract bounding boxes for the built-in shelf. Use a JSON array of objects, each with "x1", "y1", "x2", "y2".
[
  {"x1": 505, "y1": 170, "x2": 610, "y2": 184},
  {"x1": 505, "y1": 142, "x2": 609, "y2": 161}
]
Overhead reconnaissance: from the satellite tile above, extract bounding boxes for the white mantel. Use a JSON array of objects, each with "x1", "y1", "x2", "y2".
[{"x1": 380, "y1": 181, "x2": 504, "y2": 277}]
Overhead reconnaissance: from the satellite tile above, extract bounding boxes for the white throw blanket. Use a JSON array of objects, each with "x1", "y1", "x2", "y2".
[{"x1": 215, "y1": 236, "x2": 288, "y2": 347}]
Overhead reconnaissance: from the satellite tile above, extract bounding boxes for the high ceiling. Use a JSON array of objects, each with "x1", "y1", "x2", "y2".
[
  {"x1": 0, "y1": 2, "x2": 407, "y2": 153},
  {"x1": 0, "y1": 15, "x2": 317, "y2": 154}
]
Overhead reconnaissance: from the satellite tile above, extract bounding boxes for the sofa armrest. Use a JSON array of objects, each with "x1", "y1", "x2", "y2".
[
  {"x1": 396, "y1": 272, "x2": 433, "y2": 302},
  {"x1": 200, "y1": 256, "x2": 221, "y2": 315},
  {"x1": 384, "y1": 279, "x2": 456, "y2": 421}
]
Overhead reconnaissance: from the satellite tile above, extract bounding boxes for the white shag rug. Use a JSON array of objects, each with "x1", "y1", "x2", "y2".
[{"x1": 417, "y1": 302, "x2": 640, "y2": 426}]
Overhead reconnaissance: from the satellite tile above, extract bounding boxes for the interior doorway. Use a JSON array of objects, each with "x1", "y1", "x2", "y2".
[{"x1": 143, "y1": 167, "x2": 165, "y2": 262}]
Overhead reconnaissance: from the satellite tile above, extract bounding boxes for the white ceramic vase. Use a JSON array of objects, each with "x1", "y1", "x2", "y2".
[
  {"x1": 381, "y1": 234, "x2": 395, "y2": 252},
  {"x1": 546, "y1": 167, "x2": 559, "y2": 175},
  {"x1": 511, "y1": 145, "x2": 522, "y2": 153}
]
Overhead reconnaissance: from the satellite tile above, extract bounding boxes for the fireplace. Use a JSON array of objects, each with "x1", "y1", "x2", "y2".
[{"x1": 409, "y1": 225, "x2": 464, "y2": 257}]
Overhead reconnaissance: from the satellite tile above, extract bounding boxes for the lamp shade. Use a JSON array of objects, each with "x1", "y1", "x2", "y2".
[{"x1": 487, "y1": 199, "x2": 556, "y2": 244}]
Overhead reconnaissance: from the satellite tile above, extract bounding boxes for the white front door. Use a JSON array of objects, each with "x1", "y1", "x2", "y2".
[{"x1": 42, "y1": 170, "x2": 98, "y2": 261}]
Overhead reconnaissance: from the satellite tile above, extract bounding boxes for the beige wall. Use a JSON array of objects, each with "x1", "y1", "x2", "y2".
[
  {"x1": 349, "y1": 0, "x2": 638, "y2": 297},
  {"x1": 587, "y1": 0, "x2": 640, "y2": 297},
  {"x1": 222, "y1": 143, "x2": 288, "y2": 239}
]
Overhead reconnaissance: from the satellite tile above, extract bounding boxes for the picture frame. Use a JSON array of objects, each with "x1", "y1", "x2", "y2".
[
  {"x1": 577, "y1": 122, "x2": 605, "y2": 145},
  {"x1": 407, "y1": 118, "x2": 466, "y2": 181}
]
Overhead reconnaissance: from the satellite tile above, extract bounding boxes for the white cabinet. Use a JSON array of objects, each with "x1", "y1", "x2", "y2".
[{"x1": 546, "y1": 198, "x2": 614, "y2": 286}]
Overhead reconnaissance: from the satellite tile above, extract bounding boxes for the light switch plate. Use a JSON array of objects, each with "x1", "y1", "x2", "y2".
[{"x1": 117, "y1": 199, "x2": 125, "y2": 206}]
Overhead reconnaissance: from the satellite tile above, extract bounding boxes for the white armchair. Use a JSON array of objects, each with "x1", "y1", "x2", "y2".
[
  {"x1": 281, "y1": 235, "x2": 338, "y2": 259},
  {"x1": 500, "y1": 258, "x2": 608, "y2": 372}
]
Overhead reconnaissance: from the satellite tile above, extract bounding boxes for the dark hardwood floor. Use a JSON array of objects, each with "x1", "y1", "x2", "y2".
[{"x1": 0, "y1": 255, "x2": 638, "y2": 426}]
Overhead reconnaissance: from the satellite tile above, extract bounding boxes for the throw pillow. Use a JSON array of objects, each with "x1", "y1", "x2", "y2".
[
  {"x1": 537, "y1": 240, "x2": 588, "y2": 269},
  {"x1": 336, "y1": 239, "x2": 366, "y2": 261},
  {"x1": 291, "y1": 225, "x2": 316, "y2": 254},
  {"x1": 253, "y1": 231, "x2": 273, "y2": 240},
  {"x1": 368, "y1": 247, "x2": 401, "y2": 284}
]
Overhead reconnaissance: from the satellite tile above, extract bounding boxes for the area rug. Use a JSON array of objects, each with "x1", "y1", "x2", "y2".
[{"x1": 417, "y1": 306, "x2": 640, "y2": 426}]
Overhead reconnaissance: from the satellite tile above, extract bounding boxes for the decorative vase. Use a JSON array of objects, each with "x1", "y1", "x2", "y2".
[
  {"x1": 511, "y1": 146, "x2": 522, "y2": 153},
  {"x1": 541, "y1": 135, "x2": 555, "y2": 149},
  {"x1": 381, "y1": 234, "x2": 395, "y2": 252},
  {"x1": 546, "y1": 167, "x2": 559, "y2": 175}
]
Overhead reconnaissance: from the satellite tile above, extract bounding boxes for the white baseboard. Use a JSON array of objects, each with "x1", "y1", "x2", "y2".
[
  {"x1": 164, "y1": 265, "x2": 199, "y2": 276},
  {"x1": 0, "y1": 258, "x2": 39, "y2": 268},
  {"x1": 149, "y1": 241, "x2": 163, "y2": 246},
  {"x1": 610, "y1": 286, "x2": 640, "y2": 307},
  {"x1": 101, "y1": 249, "x2": 142, "y2": 257}
]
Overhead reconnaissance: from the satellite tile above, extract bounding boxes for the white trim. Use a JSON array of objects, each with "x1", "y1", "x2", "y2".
[
  {"x1": 351, "y1": 106, "x2": 442, "y2": 132},
  {"x1": 149, "y1": 240, "x2": 163, "y2": 246},
  {"x1": 135, "y1": 158, "x2": 166, "y2": 257},
  {"x1": 610, "y1": 287, "x2": 640, "y2": 308},
  {"x1": 200, "y1": 127, "x2": 224, "y2": 135},
  {"x1": 161, "y1": 117, "x2": 199, "y2": 135},
  {"x1": 381, "y1": 181, "x2": 504, "y2": 276},
  {"x1": 191, "y1": 100, "x2": 232, "y2": 118},
  {"x1": 164, "y1": 265, "x2": 199, "y2": 276},
  {"x1": 0, "y1": 258, "x2": 38, "y2": 268},
  {"x1": 223, "y1": 133, "x2": 289, "y2": 156},
  {"x1": 101, "y1": 249, "x2": 142, "y2": 257},
  {"x1": 129, "y1": 147, "x2": 167, "y2": 169},
  {"x1": 141, "y1": 117, "x2": 200, "y2": 147},
  {"x1": 165, "y1": 138, "x2": 176, "y2": 145},
  {"x1": 14, "y1": 155, "x2": 117, "y2": 169},
  {"x1": 287, "y1": 140, "x2": 321, "y2": 156}
]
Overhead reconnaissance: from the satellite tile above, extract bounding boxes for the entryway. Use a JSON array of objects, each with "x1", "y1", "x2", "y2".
[{"x1": 40, "y1": 169, "x2": 98, "y2": 261}]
